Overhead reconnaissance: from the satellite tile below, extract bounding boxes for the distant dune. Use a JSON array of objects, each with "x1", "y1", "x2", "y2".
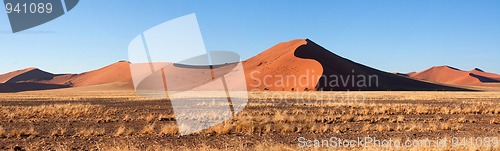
[
  {"x1": 409, "y1": 66, "x2": 500, "y2": 85},
  {"x1": 0, "y1": 68, "x2": 69, "y2": 92},
  {"x1": 0, "y1": 68, "x2": 55, "y2": 83},
  {"x1": 39, "y1": 61, "x2": 133, "y2": 87},
  {"x1": 391, "y1": 72, "x2": 416, "y2": 77},
  {"x1": 470, "y1": 68, "x2": 500, "y2": 81},
  {"x1": 0, "y1": 61, "x2": 133, "y2": 92}
]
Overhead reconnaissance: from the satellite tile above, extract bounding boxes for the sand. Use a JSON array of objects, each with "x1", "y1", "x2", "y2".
[{"x1": 0, "y1": 39, "x2": 488, "y2": 92}]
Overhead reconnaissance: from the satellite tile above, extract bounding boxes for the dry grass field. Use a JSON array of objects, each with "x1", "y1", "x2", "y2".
[{"x1": 1, "y1": 89, "x2": 500, "y2": 150}]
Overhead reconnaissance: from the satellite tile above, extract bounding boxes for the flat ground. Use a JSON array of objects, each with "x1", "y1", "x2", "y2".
[{"x1": 1, "y1": 88, "x2": 500, "y2": 150}]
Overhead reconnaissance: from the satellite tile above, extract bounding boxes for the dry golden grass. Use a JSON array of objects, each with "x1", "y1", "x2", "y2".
[
  {"x1": 160, "y1": 124, "x2": 178, "y2": 136},
  {"x1": 6, "y1": 127, "x2": 38, "y2": 138},
  {"x1": 97, "y1": 116, "x2": 115, "y2": 123},
  {"x1": 145, "y1": 114, "x2": 156, "y2": 123},
  {"x1": 213, "y1": 123, "x2": 233, "y2": 135},
  {"x1": 75, "y1": 128, "x2": 105, "y2": 137},
  {"x1": 114, "y1": 126, "x2": 126, "y2": 136},
  {"x1": 140, "y1": 124, "x2": 156, "y2": 135},
  {"x1": 50, "y1": 127, "x2": 67, "y2": 137},
  {"x1": 490, "y1": 118, "x2": 500, "y2": 124},
  {"x1": 122, "y1": 114, "x2": 132, "y2": 122},
  {"x1": 0, "y1": 104, "x2": 104, "y2": 119},
  {"x1": 235, "y1": 120, "x2": 256, "y2": 134},
  {"x1": 0, "y1": 126, "x2": 6, "y2": 138},
  {"x1": 1, "y1": 90, "x2": 500, "y2": 150}
]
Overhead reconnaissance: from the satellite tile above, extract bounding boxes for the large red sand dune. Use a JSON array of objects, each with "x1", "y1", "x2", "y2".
[
  {"x1": 136, "y1": 39, "x2": 467, "y2": 92},
  {"x1": 243, "y1": 39, "x2": 468, "y2": 91}
]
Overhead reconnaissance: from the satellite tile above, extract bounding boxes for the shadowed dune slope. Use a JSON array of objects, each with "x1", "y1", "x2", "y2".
[
  {"x1": 470, "y1": 68, "x2": 500, "y2": 81},
  {"x1": 0, "y1": 68, "x2": 33, "y2": 83},
  {"x1": 0, "y1": 61, "x2": 133, "y2": 92},
  {"x1": 0, "y1": 68, "x2": 55, "y2": 83},
  {"x1": 0, "y1": 83, "x2": 70, "y2": 93},
  {"x1": 244, "y1": 39, "x2": 469, "y2": 91}
]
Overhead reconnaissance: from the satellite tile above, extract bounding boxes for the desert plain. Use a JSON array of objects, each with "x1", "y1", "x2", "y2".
[{"x1": 1, "y1": 83, "x2": 500, "y2": 151}]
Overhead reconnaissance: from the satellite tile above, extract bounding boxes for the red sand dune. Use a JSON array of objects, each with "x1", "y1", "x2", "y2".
[
  {"x1": 0, "y1": 39, "x2": 474, "y2": 92},
  {"x1": 40, "y1": 61, "x2": 133, "y2": 87},
  {"x1": 409, "y1": 66, "x2": 500, "y2": 85},
  {"x1": 0, "y1": 68, "x2": 69, "y2": 92},
  {"x1": 0, "y1": 61, "x2": 133, "y2": 87},
  {"x1": 0, "y1": 61, "x2": 133, "y2": 92},
  {"x1": 0, "y1": 68, "x2": 55, "y2": 83},
  {"x1": 72, "y1": 61, "x2": 132, "y2": 87},
  {"x1": 243, "y1": 39, "x2": 468, "y2": 91},
  {"x1": 0, "y1": 68, "x2": 32, "y2": 83},
  {"x1": 243, "y1": 39, "x2": 322, "y2": 91},
  {"x1": 469, "y1": 68, "x2": 500, "y2": 81}
]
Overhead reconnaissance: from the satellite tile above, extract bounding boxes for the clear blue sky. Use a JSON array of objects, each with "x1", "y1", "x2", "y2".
[{"x1": 1, "y1": 0, "x2": 499, "y2": 74}]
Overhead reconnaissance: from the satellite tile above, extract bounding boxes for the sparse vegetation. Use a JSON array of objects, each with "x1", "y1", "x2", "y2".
[
  {"x1": 7, "y1": 127, "x2": 38, "y2": 138},
  {"x1": 140, "y1": 124, "x2": 156, "y2": 135},
  {"x1": 114, "y1": 126, "x2": 126, "y2": 136},
  {"x1": 160, "y1": 124, "x2": 178, "y2": 136},
  {"x1": 50, "y1": 127, "x2": 67, "y2": 137},
  {"x1": 0, "y1": 126, "x2": 6, "y2": 138},
  {"x1": 0, "y1": 91, "x2": 499, "y2": 150},
  {"x1": 75, "y1": 128, "x2": 105, "y2": 137},
  {"x1": 0, "y1": 103, "x2": 104, "y2": 119}
]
